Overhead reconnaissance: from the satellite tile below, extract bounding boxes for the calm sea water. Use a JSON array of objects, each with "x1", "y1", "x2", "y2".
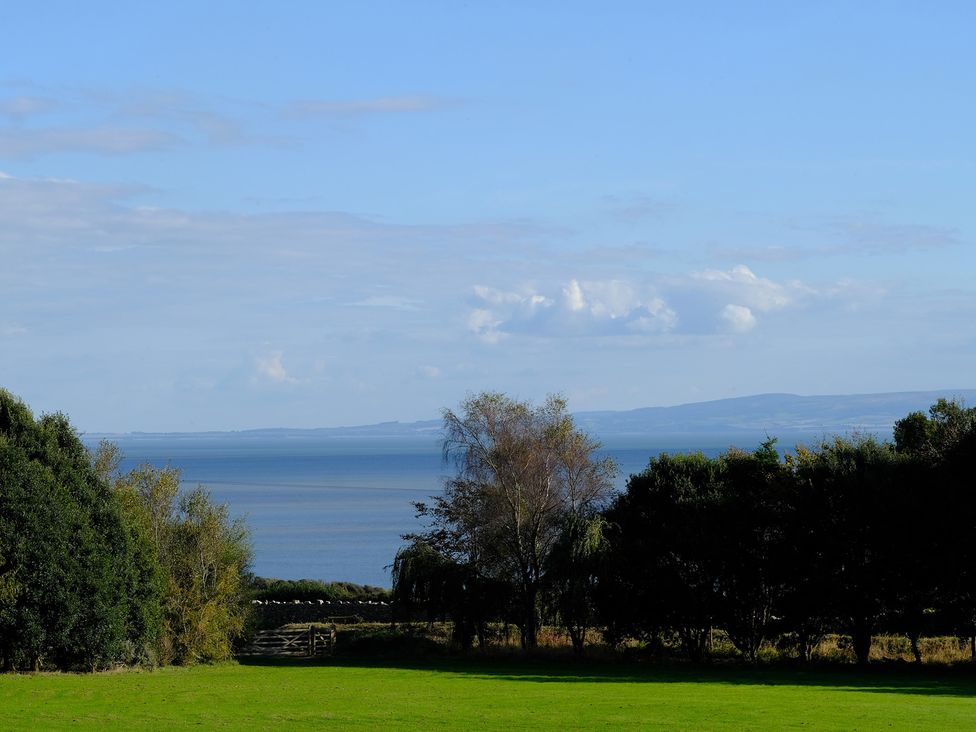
[{"x1": 87, "y1": 432, "x2": 800, "y2": 587}]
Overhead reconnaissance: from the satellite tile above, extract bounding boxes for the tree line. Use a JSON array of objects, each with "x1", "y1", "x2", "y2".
[
  {"x1": 394, "y1": 392, "x2": 976, "y2": 664},
  {"x1": 0, "y1": 389, "x2": 251, "y2": 671}
]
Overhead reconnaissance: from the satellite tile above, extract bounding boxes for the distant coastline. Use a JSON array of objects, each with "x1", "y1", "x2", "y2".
[{"x1": 85, "y1": 388, "x2": 976, "y2": 441}]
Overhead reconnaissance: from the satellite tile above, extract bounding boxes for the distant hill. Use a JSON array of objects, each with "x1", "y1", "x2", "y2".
[
  {"x1": 573, "y1": 390, "x2": 976, "y2": 436},
  {"x1": 87, "y1": 389, "x2": 976, "y2": 442}
]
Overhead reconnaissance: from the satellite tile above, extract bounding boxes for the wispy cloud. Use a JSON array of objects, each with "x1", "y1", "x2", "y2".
[
  {"x1": 715, "y1": 216, "x2": 961, "y2": 262},
  {"x1": 601, "y1": 193, "x2": 674, "y2": 222},
  {"x1": 0, "y1": 127, "x2": 180, "y2": 159},
  {"x1": 823, "y1": 217, "x2": 960, "y2": 253},
  {"x1": 0, "y1": 95, "x2": 58, "y2": 120},
  {"x1": 350, "y1": 295, "x2": 423, "y2": 311},
  {"x1": 286, "y1": 95, "x2": 454, "y2": 117},
  {"x1": 0, "y1": 84, "x2": 455, "y2": 160}
]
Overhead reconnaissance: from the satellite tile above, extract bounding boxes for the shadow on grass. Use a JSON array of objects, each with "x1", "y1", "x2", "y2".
[{"x1": 236, "y1": 655, "x2": 976, "y2": 699}]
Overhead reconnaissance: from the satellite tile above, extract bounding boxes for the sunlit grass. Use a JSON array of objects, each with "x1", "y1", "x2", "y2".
[{"x1": 2, "y1": 659, "x2": 976, "y2": 730}]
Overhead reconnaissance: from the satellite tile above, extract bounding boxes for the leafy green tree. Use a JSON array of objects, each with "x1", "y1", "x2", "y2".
[
  {"x1": 894, "y1": 398, "x2": 976, "y2": 461},
  {"x1": 0, "y1": 390, "x2": 161, "y2": 671}
]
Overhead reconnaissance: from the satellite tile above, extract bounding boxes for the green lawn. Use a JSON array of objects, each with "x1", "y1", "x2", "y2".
[{"x1": 2, "y1": 659, "x2": 976, "y2": 730}]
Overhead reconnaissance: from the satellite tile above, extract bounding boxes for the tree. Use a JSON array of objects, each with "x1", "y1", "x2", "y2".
[
  {"x1": 410, "y1": 393, "x2": 614, "y2": 648},
  {"x1": 895, "y1": 399, "x2": 976, "y2": 662},
  {"x1": 392, "y1": 540, "x2": 457, "y2": 627},
  {"x1": 791, "y1": 435, "x2": 898, "y2": 665},
  {"x1": 0, "y1": 390, "x2": 161, "y2": 671},
  {"x1": 715, "y1": 440, "x2": 789, "y2": 663},
  {"x1": 391, "y1": 539, "x2": 504, "y2": 649},
  {"x1": 604, "y1": 452, "x2": 725, "y2": 662},
  {"x1": 109, "y1": 462, "x2": 252, "y2": 665},
  {"x1": 544, "y1": 514, "x2": 609, "y2": 655},
  {"x1": 894, "y1": 398, "x2": 976, "y2": 462}
]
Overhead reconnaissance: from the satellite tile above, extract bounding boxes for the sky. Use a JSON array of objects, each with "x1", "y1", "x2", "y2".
[{"x1": 1, "y1": 1, "x2": 974, "y2": 432}]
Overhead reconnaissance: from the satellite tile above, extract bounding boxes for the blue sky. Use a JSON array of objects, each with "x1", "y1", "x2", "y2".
[{"x1": 1, "y1": 1, "x2": 973, "y2": 431}]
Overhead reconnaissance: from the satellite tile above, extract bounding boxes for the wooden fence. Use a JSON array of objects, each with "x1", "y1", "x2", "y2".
[{"x1": 238, "y1": 626, "x2": 337, "y2": 658}]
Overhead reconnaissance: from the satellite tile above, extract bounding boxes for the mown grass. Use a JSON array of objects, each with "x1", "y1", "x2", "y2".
[{"x1": 2, "y1": 658, "x2": 976, "y2": 730}]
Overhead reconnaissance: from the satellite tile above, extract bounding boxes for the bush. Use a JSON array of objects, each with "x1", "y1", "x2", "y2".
[
  {"x1": 107, "y1": 458, "x2": 253, "y2": 665},
  {"x1": 251, "y1": 578, "x2": 391, "y2": 603}
]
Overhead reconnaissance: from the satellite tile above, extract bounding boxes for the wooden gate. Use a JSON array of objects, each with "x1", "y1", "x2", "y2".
[{"x1": 238, "y1": 626, "x2": 336, "y2": 658}]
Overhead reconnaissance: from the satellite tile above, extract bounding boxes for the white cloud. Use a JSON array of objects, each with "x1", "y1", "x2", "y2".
[
  {"x1": 467, "y1": 308, "x2": 507, "y2": 344},
  {"x1": 255, "y1": 351, "x2": 299, "y2": 384},
  {"x1": 465, "y1": 265, "x2": 856, "y2": 341},
  {"x1": 469, "y1": 278, "x2": 676, "y2": 341},
  {"x1": 472, "y1": 285, "x2": 527, "y2": 306},
  {"x1": 1, "y1": 325, "x2": 27, "y2": 337},
  {"x1": 563, "y1": 280, "x2": 586, "y2": 312},
  {"x1": 692, "y1": 265, "x2": 791, "y2": 311},
  {"x1": 721, "y1": 304, "x2": 757, "y2": 333}
]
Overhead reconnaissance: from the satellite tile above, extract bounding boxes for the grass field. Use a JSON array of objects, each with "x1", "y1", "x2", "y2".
[{"x1": 2, "y1": 659, "x2": 976, "y2": 730}]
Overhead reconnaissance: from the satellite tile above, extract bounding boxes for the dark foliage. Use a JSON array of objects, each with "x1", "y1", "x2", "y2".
[
  {"x1": 594, "y1": 398, "x2": 976, "y2": 665},
  {"x1": 0, "y1": 390, "x2": 161, "y2": 671}
]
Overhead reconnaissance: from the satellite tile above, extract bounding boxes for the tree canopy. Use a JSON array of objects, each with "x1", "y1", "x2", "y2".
[
  {"x1": 407, "y1": 393, "x2": 615, "y2": 648},
  {"x1": 0, "y1": 389, "x2": 161, "y2": 671}
]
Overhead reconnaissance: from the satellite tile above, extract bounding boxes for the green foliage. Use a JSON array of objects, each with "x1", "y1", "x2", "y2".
[
  {"x1": 894, "y1": 398, "x2": 976, "y2": 460},
  {"x1": 249, "y1": 578, "x2": 390, "y2": 602},
  {"x1": 111, "y1": 463, "x2": 252, "y2": 665},
  {"x1": 251, "y1": 578, "x2": 345, "y2": 602},
  {"x1": 326, "y1": 581, "x2": 392, "y2": 602},
  {"x1": 0, "y1": 390, "x2": 161, "y2": 671}
]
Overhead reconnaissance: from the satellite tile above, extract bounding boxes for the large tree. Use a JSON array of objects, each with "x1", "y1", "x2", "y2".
[
  {"x1": 410, "y1": 393, "x2": 614, "y2": 648},
  {"x1": 0, "y1": 390, "x2": 161, "y2": 671},
  {"x1": 791, "y1": 435, "x2": 900, "y2": 665},
  {"x1": 714, "y1": 441, "x2": 790, "y2": 663},
  {"x1": 603, "y1": 451, "x2": 725, "y2": 661}
]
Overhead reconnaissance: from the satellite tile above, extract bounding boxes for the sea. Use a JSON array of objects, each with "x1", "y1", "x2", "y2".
[{"x1": 85, "y1": 431, "x2": 812, "y2": 587}]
